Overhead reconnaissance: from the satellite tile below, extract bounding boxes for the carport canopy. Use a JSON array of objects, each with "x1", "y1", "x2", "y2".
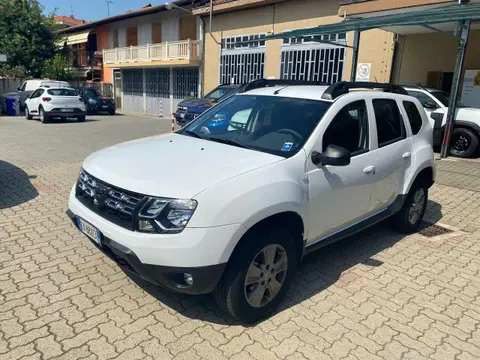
[{"x1": 261, "y1": 2, "x2": 480, "y2": 158}]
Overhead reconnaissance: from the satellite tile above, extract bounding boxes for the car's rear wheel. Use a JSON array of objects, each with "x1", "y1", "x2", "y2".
[
  {"x1": 77, "y1": 116, "x2": 86, "y2": 122},
  {"x1": 25, "y1": 106, "x2": 33, "y2": 120},
  {"x1": 213, "y1": 226, "x2": 297, "y2": 323},
  {"x1": 450, "y1": 128, "x2": 479, "y2": 158},
  {"x1": 39, "y1": 108, "x2": 49, "y2": 123},
  {"x1": 391, "y1": 182, "x2": 428, "y2": 233},
  {"x1": 109, "y1": 109, "x2": 116, "y2": 115}
]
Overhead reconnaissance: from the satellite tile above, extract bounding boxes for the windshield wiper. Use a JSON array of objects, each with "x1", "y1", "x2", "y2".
[
  {"x1": 183, "y1": 130, "x2": 204, "y2": 139},
  {"x1": 207, "y1": 137, "x2": 252, "y2": 150}
]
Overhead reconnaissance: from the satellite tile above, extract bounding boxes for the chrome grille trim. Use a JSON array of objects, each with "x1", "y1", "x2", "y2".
[{"x1": 76, "y1": 170, "x2": 146, "y2": 230}]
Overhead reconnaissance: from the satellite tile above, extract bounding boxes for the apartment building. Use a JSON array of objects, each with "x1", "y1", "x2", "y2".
[
  {"x1": 57, "y1": 1, "x2": 205, "y2": 117},
  {"x1": 193, "y1": 0, "x2": 396, "y2": 93}
]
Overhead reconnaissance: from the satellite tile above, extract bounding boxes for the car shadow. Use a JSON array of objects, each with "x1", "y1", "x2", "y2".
[
  {"x1": 0, "y1": 161, "x2": 39, "y2": 209},
  {"x1": 122, "y1": 200, "x2": 443, "y2": 326}
]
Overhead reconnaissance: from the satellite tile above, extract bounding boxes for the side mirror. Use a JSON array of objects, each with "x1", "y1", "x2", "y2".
[
  {"x1": 17, "y1": 87, "x2": 21, "y2": 92},
  {"x1": 424, "y1": 101, "x2": 438, "y2": 110},
  {"x1": 312, "y1": 145, "x2": 351, "y2": 167}
]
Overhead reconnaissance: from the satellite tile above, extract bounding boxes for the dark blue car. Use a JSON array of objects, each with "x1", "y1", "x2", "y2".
[{"x1": 174, "y1": 84, "x2": 242, "y2": 126}]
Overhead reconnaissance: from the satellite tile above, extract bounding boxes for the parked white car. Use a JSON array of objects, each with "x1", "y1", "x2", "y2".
[
  {"x1": 18, "y1": 79, "x2": 69, "y2": 111},
  {"x1": 68, "y1": 80, "x2": 435, "y2": 323},
  {"x1": 25, "y1": 87, "x2": 86, "y2": 123},
  {"x1": 404, "y1": 84, "x2": 480, "y2": 157}
]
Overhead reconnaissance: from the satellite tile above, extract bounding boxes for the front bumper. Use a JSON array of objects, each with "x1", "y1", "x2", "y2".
[
  {"x1": 68, "y1": 190, "x2": 245, "y2": 294},
  {"x1": 67, "y1": 209, "x2": 225, "y2": 294},
  {"x1": 174, "y1": 112, "x2": 200, "y2": 125}
]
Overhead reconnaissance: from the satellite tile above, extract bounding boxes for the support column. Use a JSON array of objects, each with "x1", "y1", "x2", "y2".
[
  {"x1": 350, "y1": 30, "x2": 361, "y2": 82},
  {"x1": 169, "y1": 67, "x2": 174, "y2": 117},
  {"x1": 143, "y1": 68, "x2": 147, "y2": 113},
  {"x1": 440, "y1": 19, "x2": 471, "y2": 158}
]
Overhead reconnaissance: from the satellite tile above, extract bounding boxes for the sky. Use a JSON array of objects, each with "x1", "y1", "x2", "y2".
[{"x1": 40, "y1": 0, "x2": 168, "y2": 21}]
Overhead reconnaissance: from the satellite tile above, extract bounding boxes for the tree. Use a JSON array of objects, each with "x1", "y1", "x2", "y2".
[
  {"x1": 0, "y1": 0, "x2": 56, "y2": 77},
  {"x1": 41, "y1": 54, "x2": 73, "y2": 81}
]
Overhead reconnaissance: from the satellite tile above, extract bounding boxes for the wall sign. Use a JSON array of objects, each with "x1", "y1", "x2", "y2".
[
  {"x1": 356, "y1": 63, "x2": 371, "y2": 82},
  {"x1": 461, "y1": 70, "x2": 480, "y2": 109}
]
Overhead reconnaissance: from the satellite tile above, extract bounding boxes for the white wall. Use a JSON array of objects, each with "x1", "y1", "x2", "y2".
[{"x1": 107, "y1": 8, "x2": 195, "y2": 48}]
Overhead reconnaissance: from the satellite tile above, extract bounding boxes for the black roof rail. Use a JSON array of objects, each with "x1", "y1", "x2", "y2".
[
  {"x1": 321, "y1": 81, "x2": 409, "y2": 100},
  {"x1": 238, "y1": 79, "x2": 328, "y2": 94}
]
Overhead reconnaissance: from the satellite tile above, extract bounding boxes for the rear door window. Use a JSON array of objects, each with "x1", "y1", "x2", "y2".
[
  {"x1": 373, "y1": 99, "x2": 406, "y2": 147},
  {"x1": 403, "y1": 101, "x2": 423, "y2": 135}
]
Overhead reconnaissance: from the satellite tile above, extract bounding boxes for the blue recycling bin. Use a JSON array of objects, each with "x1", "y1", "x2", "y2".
[{"x1": 5, "y1": 97, "x2": 16, "y2": 116}]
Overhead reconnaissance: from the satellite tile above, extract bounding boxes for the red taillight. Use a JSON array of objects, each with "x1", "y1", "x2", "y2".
[{"x1": 42, "y1": 97, "x2": 52, "y2": 102}]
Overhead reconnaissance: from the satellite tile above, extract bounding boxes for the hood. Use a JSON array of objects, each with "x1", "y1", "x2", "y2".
[
  {"x1": 83, "y1": 133, "x2": 283, "y2": 199},
  {"x1": 179, "y1": 98, "x2": 212, "y2": 108},
  {"x1": 457, "y1": 107, "x2": 480, "y2": 125}
]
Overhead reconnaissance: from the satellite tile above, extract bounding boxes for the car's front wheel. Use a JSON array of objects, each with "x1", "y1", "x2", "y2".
[
  {"x1": 450, "y1": 128, "x2": 479, "y2": 158},
  {"x1": 214, "y1": 226, "x2": 297, "y2": 323},
  {"x1": 25, "y1": 106, "x2": 33, "y2": 120},
  {"x1": 77, "y1": 115, "x2": 86, "y2": 122}
]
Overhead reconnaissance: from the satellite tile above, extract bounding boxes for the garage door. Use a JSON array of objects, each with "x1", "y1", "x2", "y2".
[{"x1": 122, "y1": 69, "x2": 144, "y2": 113}]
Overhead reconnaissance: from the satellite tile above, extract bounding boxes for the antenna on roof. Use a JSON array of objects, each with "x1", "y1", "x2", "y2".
[
  {"x1": 70, "y1": 5, "x2": 74, "y2": 17},
  {"x1": 105, "y1": 0, "x2": 114, "y2": 17}
]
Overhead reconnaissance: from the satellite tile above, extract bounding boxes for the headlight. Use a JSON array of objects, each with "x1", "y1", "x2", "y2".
[
  {"x1": 88, "y1": 99, "x2": 97, "y2": 105},
  {"x1": 138, "y1": 197, "x2": 197, "y2": 234}
]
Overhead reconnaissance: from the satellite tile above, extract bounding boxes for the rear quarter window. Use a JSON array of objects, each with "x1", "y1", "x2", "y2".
[
  {"x1": 47, "y1": 89, "x2": 78, "y2": 96},
  {"x1": 403, "y1": 101, "x2": 423, "y2": 135}
]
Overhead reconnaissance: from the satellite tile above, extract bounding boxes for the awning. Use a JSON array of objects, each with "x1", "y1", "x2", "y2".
[
  {"x1": 55, "y1": 30, "x2": 91, "y2": 47},
  {"x1": 66, "y1": 30, "x2": 91, "y2": 45},
  {"x1": 263, "y1": 3, "x2": 480, "y2": 40}
]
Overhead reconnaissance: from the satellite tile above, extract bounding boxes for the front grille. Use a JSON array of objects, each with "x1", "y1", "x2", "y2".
[{"x1": 76, "y1": 171, "x2": 146, "y2": 230}]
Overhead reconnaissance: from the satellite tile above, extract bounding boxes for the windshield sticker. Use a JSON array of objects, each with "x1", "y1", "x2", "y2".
[{"x1": 281, "y1": 142, "x2": 293, "y2": 152}]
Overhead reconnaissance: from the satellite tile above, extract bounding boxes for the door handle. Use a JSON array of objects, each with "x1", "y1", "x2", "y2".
[
  {"x1": 402, "y1": 152, "x2": 412, "y2": 159},
  {"x1": 364, "y1": 165, "x2": 376, "y2": 174}
]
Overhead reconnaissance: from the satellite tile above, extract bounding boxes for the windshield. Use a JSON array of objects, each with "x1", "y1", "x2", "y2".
[
  {"x1": 47, "y1": 88, "x2": 78, "y2": 96},
  {"x1": 204, "y1": 86, "x2": 237, "y2": 102},
  {"x1": 182, "y1": 95, "x2": 331, "y2": 158},
  {"x1": 430, "y1": 91, "x2": 464, "y2": 108},
  {"x1": 84, "y1": 88, "x2": 104, "y2": 98}
]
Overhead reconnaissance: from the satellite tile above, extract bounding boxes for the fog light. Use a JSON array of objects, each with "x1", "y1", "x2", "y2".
[
  {"x1": 139, "y1": 220, "x2": 154, "y2": 232},
  {"x1": 184, "y1": 273, "x2": 193, "y2": 286}
]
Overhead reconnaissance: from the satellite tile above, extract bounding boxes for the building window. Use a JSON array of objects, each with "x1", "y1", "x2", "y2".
[
  {"x1": 221, "y1": 34, "x2": 267, "y2": 50},
  {"x1": 145, "y1": 68, "x2": 170, "y2": 98},
  {"x1": 282, "y1": 32, "x2": 347, "y2": 45},
  {"x1": 280, "y1": 47, "x2": 345, "y2": 84},
  {"x1": 220, "y1": 52, "x2": 265, "y2": 85},
  {"x1": 173, "y1": 68, "x2": 199, "y2": 99},
  {"x1": 122, "y1": 69, "x2": 143, "y2": 97}
]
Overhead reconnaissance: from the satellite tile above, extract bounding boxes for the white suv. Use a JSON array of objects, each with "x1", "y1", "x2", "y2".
[
  {"x1": 403, "y1": 84, "x2": 480, "y2": 158},
  {"x1": 25, "y1": 86, "x2": 86, "y2": 123},
  {"x1": 68, "y1": 80, "x2": 435, "y2": 323}
]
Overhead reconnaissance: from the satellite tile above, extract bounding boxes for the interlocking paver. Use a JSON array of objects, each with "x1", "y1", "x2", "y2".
[{"x1": 2, "y1": 116, "x2": 480, "y2": 359}]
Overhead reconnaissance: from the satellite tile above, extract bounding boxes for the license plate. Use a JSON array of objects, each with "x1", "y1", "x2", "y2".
[
  {"x1": 180, "y1": 113, "x2": 185, "y2": 118},
  {"x1": 102, "y1": 105, "x2": 108, "y2": 109},
  {"x1": 77, "y1": 217, "x2": 102, "y2": 246},
  {"x1": 61, "y1": 108, "x2": 74, "y2": 112}
]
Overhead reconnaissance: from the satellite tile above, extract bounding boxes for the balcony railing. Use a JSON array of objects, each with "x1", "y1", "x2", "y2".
[
  {"x1": 67, "y1": 51, "x2": 103, "y2": 69},
  {"x1": 103, "y1": 39, "x2": 200, "y2": 65}
]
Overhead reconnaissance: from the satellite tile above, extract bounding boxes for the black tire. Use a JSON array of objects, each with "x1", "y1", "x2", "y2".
[
  {"x1": 213, "y1": 226, "x2": 298, "y2": 323},
  {"x1": 450, "y1": 128, "x2": 479, "y2": 158},
  {"x1": 25, "y1": 106, "x2": 33, "y2": 120},
  {"x1": 77, "y1": 116, "x2": 86, "y2": 122},
  {"x1": 109, "y1": 110, "x2": 116, "y2": 115},
  {"x1": 39, "y1": 108, "x2": 49, "y2": 124},
  {"x1": 390, "y1": 182, "x2": 428, "y2": 234}
]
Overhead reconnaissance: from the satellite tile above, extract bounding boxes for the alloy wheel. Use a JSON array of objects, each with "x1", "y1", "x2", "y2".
[
  {"x1": 244, "y1": 244, "x2": 288, "y2": 308},
  {"x1": 408, "y1": 188, "x2": 426, "y2": 225}
]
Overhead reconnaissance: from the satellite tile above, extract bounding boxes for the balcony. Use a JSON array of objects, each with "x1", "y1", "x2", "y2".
[{"x1": 103, "y1": 39, "x2": 201, "y2": 67}]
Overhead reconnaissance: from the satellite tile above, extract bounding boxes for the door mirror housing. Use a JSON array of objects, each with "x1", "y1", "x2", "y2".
[
  {"x1": 424, "y1": 101, "x2": 438, "y2": 110},
  {"x1": 312, "y1": 145, "x2": 351, "y2": 167}
]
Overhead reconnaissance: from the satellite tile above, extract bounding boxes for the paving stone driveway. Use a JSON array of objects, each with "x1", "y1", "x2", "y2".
[{"x1": 1, "y1": 115, "x2": 480, "y2": 360}]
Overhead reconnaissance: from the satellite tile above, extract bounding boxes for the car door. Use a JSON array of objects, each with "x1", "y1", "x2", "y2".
[
  {"x1": 369, "y1": 97, "x2": 415, "y2": 212},
  {"x1": 19, "y1": 82, "x2": 27, "y2": 107},
  {"x1": 306, "y1": 99, "x2": 378, "y2": 243},
  {"x1": 26, "y1": 89, "x2": 43, "y2": 113}
]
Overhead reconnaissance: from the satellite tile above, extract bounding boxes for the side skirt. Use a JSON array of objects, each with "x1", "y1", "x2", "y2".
[{"x1": 304, "y1": 194, "x2": 406, "y2": 256}]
